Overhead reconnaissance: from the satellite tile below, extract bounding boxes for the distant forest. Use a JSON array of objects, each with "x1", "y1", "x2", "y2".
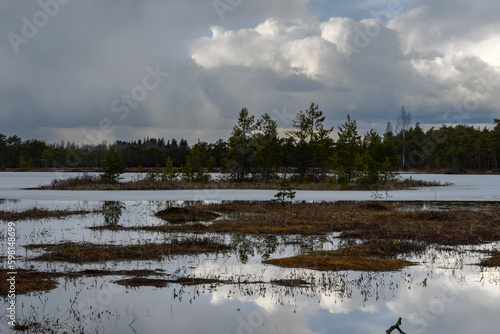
[{"x1": 1, "y1": 104, "x2": 500, "y2": 175}]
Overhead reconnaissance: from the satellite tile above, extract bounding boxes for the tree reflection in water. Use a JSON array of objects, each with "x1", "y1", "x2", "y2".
[{"x1": 102, "y1": 201, "x2": 125, "y2": 226}]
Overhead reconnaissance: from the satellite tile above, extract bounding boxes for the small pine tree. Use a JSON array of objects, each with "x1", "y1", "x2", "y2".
[
  {"x1": 101, "y1": 146, "x2": 124, "y2": 183},
  {"x1": 182, "y1": 157, "x2": 209, "y2": 183},
  {"x1": 161, "y1": 157, "x2": 178, "y2": 183},
  {"x1": 272, "y1": 174, "x2": 296, "y2": 205},
  {"x1": 380, "y1": 157, "x2": 397, "y2": 183},
  {"x1": 182, "y1": 143, "x2": 210, "y2": 183},
  {"x1": 145, "y1": 164, "x2": 160, "y2": 182}
]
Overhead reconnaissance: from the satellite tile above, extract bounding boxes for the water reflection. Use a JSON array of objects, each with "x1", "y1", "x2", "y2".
[
  {"x1": 0, "y1": 198, "x2": 20, "y2": 205},
  {"x1": 1, "y1": 199, "x2": 500, "y2": 334},
  {"x1": 232, "y1": 234, "x2": 279, "y2": 263},
  {"x1": 102, "y1": 201, "x2": 125, "y2": 226},
  {"x1": 3, "y1": 265, "x2": 499, "y2": 334}
]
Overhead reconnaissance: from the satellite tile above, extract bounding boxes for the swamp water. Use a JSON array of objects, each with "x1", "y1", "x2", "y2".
[{"x1": 0, "y1": 173, "x2": 500, "y2": 333}]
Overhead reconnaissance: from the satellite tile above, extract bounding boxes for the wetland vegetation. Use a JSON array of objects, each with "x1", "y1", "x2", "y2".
[
  {"x1": 8, "y1": 200, "x2": 498, "y2": 298},
  {"x1": 2, "y1": 169, "x2": 500, "y2": 333},
  {"x1": 91, "y1": 201, "x2": 500, "y2": 245},
  {"x1": 0, "y1": 208, "x2": 96, "y2": 222},
  {"x1": 25, "y1": 238, "x2": 230, "y2": 263}
]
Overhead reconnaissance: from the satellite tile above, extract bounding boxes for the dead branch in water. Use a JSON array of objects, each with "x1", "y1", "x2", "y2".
[{"x1": 386, "y1": 318, "x2": 406, "y2": 334}]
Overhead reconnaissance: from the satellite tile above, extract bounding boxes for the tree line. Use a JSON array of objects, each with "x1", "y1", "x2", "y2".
[{"x1": 1, "y1": 104, "x2": 500, "y2": 180}]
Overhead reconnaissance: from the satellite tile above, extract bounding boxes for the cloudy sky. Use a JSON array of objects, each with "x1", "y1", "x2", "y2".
[{"x1": 1, "y1": 0, "x2": 499, "y2": 145}]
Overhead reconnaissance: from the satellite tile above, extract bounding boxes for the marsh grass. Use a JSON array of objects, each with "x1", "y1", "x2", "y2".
[
  {"x1": 0, "y1": 269, "x2": 60, "y2": 296},
  {"x1": 190, "y1": 202, "x2": 500, "y2": 245},
  {"x1": 26, "y1": 238, "x2": 230, "y2": 263},
  {"x1": 0, "y1": 208, "x2": 95, "y2": 221},
  {"x1": 154, "y1": 207, "x2": 220, "y2": 224},
  {"x1": 0, "y1": 269, "x2": 165, "y2": 296},
  {"x1": 115, "y1": 277, "x2": 312, "y2": 288},
  {"x1": 480, "y1": 250, "x2": 500, "y2": 267},
  {"x1": 115, "y1": 277, "x2": 227, "y2": 288},
  {"x1": 91, "y1": 201, "x2": 500, "y2": 245},
  {"x1": 264, "y1": 241, "x2": 420, "y2": 272},
  {"x1": 340, "y1": 208, "x2": 500, "y2": 245},
  {"x1": 271, "y1": 279, "x2": 311, "y2": 287}
]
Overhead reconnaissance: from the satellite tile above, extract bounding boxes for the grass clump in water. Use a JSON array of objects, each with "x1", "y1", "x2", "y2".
[
  {"x1": 154, "y1": 207, "x2": 220, "y2": 224},
  {"x1": 0, "y1": 208, "x2": 94, "y2": 221},
  {"x1": 0, "y1": 269, "x2": 166, "y2": 296},
  {"x1": 264, "y1": 240, "x2": 420, "y2": 272},
  {"x1": 0, "y1": 269, "x2": 61, "y2": 296},
  {"x1": 115, "y1": 277, "x2": 226, "y2": 288},
  {"x1": 271, "y1": 279, "x2": 311, "y2": 287},
  {"x1": 26, "y1": 238, "x2": 230, "y2": 263},
  {"x1": 340, "y1": 208, "x2": 500, "y2": 245},
  {"x1": 479, "y1": 250, "x2": 500, "y2": 267}
]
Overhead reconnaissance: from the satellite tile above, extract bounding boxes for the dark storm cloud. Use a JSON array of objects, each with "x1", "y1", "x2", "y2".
[
  {"x1": 0, "y1": 0, "x2": 309, "y2": 143},
  {"x1": 0, "y1": 0, "x2": 499, "y2": 144}
]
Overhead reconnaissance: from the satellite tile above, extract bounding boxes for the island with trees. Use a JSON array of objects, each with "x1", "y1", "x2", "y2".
[{"x1": 1, "y1": 104, "x2": 499, "y2": 190}]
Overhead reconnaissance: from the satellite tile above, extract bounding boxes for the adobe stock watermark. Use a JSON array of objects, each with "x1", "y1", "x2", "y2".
[
  {"x1": 7, "y1": 0, "x2": 71, "y2": 54},
  {"x1": 6, "y1": 222, "x2": 17, "y2": 328},
  {"x1": 192, "y1": 189, "x2": 221, "y2": 202},
  {"x1": 75, "y1": 282, "x2": 125, "y2": 327},
  {"x1": 272, "y1": 106, "x2": 294, "y2": 128},
  {"x1": 213, "y1": 0, "x2": 244, "y2": 22},
  {"x1": 81, "y1": 64, "x2": 170, "y2": 146},
  {"x1": 344, "y1": 0, "x2": 403, "y2": 63},
  {"x1": 409, "y1": 283, "x2": 461, "y2": 333},
  {"x1": 225, "y1": 308, "x2": 270, "y2": 334}
]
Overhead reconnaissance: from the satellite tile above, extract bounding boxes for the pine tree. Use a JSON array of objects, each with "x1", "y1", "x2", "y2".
[
  {"x1": 254, "y1": 113, "x2": 281, "y2": 183},
  {"x1": 272, "y1": 174, "x2": 296, "y2": 205},
  {"x1": 287, "y1": 103, "x2": 333, "y2": 180},
  {"x1": 182, "y1": 142, "x2": 209, "y2": 183},
  {"x1": 101, "y1": 146, "x2": 124, "y2": 183},
  {"x1": 336, "y1": 115, "x2": 361, "y2": 182},
  {"x1": 161, "y1": 157, "x2": 178, "y2": 183},
  {"x1": 225, "y1": 108, "x2": 258, "y2": 181}
]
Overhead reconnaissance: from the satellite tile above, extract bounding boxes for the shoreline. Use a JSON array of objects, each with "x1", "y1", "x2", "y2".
[{"x1": 1, "y1": 167, "x2": 499, "y2": 175}]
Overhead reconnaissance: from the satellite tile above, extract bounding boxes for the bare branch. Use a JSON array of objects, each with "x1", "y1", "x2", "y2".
[{"x1": 386, "y1": 318, "x2": 407, "y2": 334}]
